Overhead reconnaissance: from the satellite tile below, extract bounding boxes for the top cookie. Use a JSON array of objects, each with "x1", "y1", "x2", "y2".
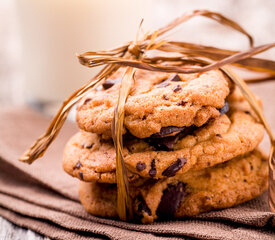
[{"x1": 76, "y1": 67, "x2": 231, "y2": 139}]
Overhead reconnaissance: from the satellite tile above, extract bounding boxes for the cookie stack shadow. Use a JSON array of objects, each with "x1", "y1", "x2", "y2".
[{"x1": 63, "y1": 68, "x2": 268, "y2": 223}]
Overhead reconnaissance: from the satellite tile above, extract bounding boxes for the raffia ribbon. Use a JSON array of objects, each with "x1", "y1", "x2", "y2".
[{"x1": 19, "y1": 10, "x2": 275, "y2": 220}]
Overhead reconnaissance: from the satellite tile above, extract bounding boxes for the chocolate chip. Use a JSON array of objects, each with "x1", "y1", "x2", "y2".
[
  {"x1": 156, "y1": 80, "x2": 170, "y2": 88},
  {"x1": 136, "y1": 162, "x2": 146, "y2": 172},
  {"x1": 83, "y1": 98, "x2": 91, "y2": 105},
  {"x1": 84, "y1": 143, "x2": 94, "y2": 149},
  {"x1": 146, "y1": 125, "x2": 198, "y2": 151},
  {"x1": 79, "y1": 172, "x2": 84, "y2": 180},
  {"x1": 219, "y1": 101, "x2": 229, "y2": 115},
  {"x1": 167, "y1": 74, "x2": 181, "y2": 82},
  {"x1": 216, "y1": 134, "x2": 222, "y2": 138},
  {"x1": 245, "y1": 111, "x2": 250, "y2": 114},
  {"x1": 75, "y1": 161, "x2": 82, "y2": 169},
  {"x1": 177, "y1": 100, "x2": 187, "y2": 106},
  {"x1": 157, "y1": 182, "x2": 186, "y2": 219},
  {"x1": 162, "y1": 158, "x2": 187, "y2": 177},
  {"x1": 205, "y1": 196, "x2": 211, "y2": 200},
  {"x1": 102, "y1": 78, "x2": 121, "y2": 90},
  {"x1": 163, "y1": 95, "x2": 169, "y2": 100},
  {"x1": 142, "y1": 116, "x2": 146, "y2": 120},
  {"x1": 136, "y1": 196, "x2": 152, "y2": 218},
  {"x1": 149, "y1": 159, "x2": 157, "y2": 177},
  {"x1": 243, "y1": 179, "x2": 247, "y2": 182},
  {"x1": 147, "y1": 137, "x2": 175, "y2": 151},
  {"x1": 172, "y1": 85, "x2": 182, "y2": 92},
  {"x1": 151, "y1": 126, "x2": 186, "y2": 138},
  {"x1": 250, "y1": 164, "x2": 254, "y2": 170}
]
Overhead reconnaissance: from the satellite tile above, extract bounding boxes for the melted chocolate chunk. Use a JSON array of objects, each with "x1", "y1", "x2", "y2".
[
  {"x1": 151, "y1": 126, "x2": 186, "y2": 138},
  {"x1": 156, "y1": 80, "x2": 170, "y2": 88},
  {"x1": 83, "y1": 98, "x2": 91, "y2": 105},
  {"x1": 167, "y1": 74, "x2": 181, "y2": 82},
  {"x1": 162, "y1": 158, "x2": 187, "y2": 177},
  {"x1": 102, "y1": 78, "x2": 121, "y2": 90},
  {"x1": 157, "y1": 182, "x2": 186, "y2": 219},
  {"x1": 136, "y1": 195, "x2": 152, "y2": 218},
  {"x1": 147, "y1": 137, "x2": 175, "y2": 151},
  {"x1": 79, "y1": 172, "x2": 84, "y2": 180},
  {"x1": 84, "y1": 143, "x2": 94, "y2": 149},
  {"x1": 136, "y1": 162, "x2": 146, "y2": 172},
  {"x1": 250, "y1": 163, "x2": 254, "y2": 170},
  {"x1": 157, "y1": 74, "x2": 181, "y2": 89},
  {"x1": 149, "y1": 159, "x2": 157, "y2": 177},
  {"x1": 75, "y1": 161, "x2": 82, "y2": 169},
  {"x1": 146, "y1": 125, "x2": 198, "y2": 151},
  {"x1": 216, "y1": 134, "x2": 222, "y2": 138},
  {"x1": 172, "y1": 85, "x2": 182, "y2": 92},
  {"x1": 219, "y1": 101, "x2": 229, "y2": 115}
]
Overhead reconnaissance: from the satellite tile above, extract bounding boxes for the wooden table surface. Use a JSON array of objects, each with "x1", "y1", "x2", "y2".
[{"x1": 0, "y1": 216, "x2": 49, "y2": 240}]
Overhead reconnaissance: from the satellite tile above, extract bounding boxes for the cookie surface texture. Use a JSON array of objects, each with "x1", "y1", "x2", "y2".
[{"x1": 76, "y1": 67, "x2": 231, "y2": 139}]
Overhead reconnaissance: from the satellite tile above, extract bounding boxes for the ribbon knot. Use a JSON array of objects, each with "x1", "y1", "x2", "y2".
[{"x1": 128, "y1": 43, "x2": 142, "y2": 59}]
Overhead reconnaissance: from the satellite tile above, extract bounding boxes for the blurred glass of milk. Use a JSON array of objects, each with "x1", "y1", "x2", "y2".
[{"x1": 15, "y1": 0, "x2": 153, "y2": 105}]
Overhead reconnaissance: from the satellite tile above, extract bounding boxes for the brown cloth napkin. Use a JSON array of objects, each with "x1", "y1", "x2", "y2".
[{"x1": 1, "y1": 81, "x2": 275, "y2": 240}]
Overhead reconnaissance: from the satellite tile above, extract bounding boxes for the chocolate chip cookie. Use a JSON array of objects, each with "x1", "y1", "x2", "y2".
[
  {"x1": 76, "y1": 67, "x2": 231, "y2": 139},
  {"x1": 63, "y1": 107, "x2": 264, "y2": 182},
  {"x1": 79, "y1": 150, "x2": 268, "y2": 223}
]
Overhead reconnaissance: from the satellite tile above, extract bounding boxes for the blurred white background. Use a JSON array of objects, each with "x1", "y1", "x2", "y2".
[{"x1": 0, "y1": 0, "x2": 274, "y2": 109}]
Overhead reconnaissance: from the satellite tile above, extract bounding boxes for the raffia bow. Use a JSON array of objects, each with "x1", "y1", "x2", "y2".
[{"x1": 19, "y1": 10, "x2": 275, "y2": 221}]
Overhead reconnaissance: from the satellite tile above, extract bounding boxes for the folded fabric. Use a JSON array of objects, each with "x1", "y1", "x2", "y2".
[{"x1": 0, "y1": 107, "x2": 274, "y2": 240}]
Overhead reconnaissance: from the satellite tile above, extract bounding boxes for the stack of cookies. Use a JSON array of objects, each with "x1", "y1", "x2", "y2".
[{"x1": 63, "y1": 67, "x2": 268, "y2": 223}]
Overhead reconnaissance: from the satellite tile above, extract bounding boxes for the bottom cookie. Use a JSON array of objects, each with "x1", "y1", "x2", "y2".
[{"x1": 79, "y1": 150, "x2": 268, "y2": 223}]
